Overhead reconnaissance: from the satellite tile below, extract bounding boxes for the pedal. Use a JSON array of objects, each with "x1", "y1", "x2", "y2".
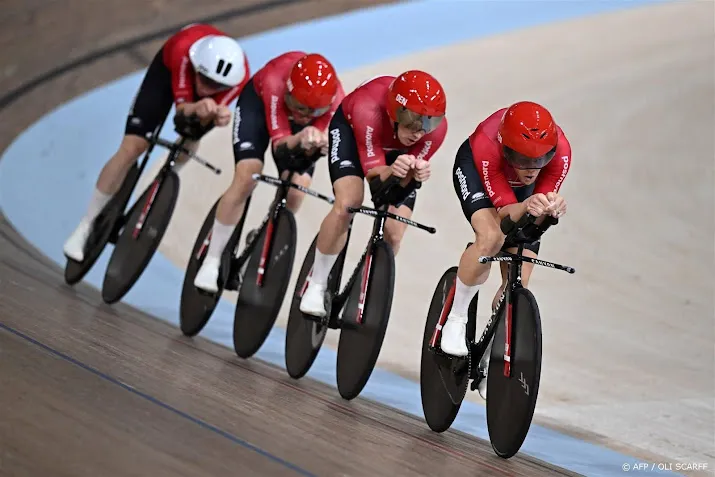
[
  {"x1": 245, "y1": 228, "x2": 259, "y2": 247},
  {"x1": 302, "y1": 312, "x2": 328, "y2": 327},
  {"x1": 470, "y1": 364, "x2": 486, "y2": 391},
  {"x1": 224, "y1": 272, "x2": 242, "y2": 291},
  {"x1": 106, "y1": 219, "x2": 123, "y2": 244}
]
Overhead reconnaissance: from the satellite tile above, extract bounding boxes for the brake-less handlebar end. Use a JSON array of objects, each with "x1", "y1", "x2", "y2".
[
  {"x1": 251, "y1": 173, "x2": 260, "y2": 180},
  {"x1": 427, "y1": 227, "x2": 437, "y2": 234},
  {"x1": 478, "y1": 256, "x2": 488, "y2": 264}
]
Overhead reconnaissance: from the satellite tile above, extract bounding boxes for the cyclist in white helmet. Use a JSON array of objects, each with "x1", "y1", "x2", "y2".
[{"x1": 63, "y1": 23, "x2": 250, "y2": 262}]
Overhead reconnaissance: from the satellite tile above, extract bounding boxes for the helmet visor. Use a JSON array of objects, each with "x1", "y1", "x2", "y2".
[
  {"x1": 284, "y1": 92, "x2": 332, "y2": 118},
  {"x1": 503, "y1": 145, "x2": 556, "y2": 169},
  {"x1": 197, "y1": 72, "x2": 232, "y2": 91},
  {"x1": 395, "y1": 107, "x2": 444, "y2": 133}
]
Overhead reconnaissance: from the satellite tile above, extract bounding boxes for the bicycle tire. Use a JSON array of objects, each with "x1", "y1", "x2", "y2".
[
  {"x1": 485, "y1": 286, "x2": 542, "y2": 459},
  {"x1": 232, "y1": 208, "x2": 296, "y2": 358},
  {"x1": 336, "y1": 239, "x2": 395, "y2": 400},
  {"x1": 101, "y1": 170, "x2": 179, "y2": 304}
]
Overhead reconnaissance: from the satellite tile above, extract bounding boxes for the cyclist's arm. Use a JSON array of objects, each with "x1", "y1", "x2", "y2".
[
  {"x1": 533, "y1": 146, "x2": 571, "y2": 195},
  {"x1": 472, "y1": 142, "x2": 520, "y2": 219},
  {"x1": 406, "y1": 118, "x2": 448, "y2": 161}
]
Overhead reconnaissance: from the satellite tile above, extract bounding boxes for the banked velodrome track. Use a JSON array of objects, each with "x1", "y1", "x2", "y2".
[{"x1": 1, "y1": 0, "x2": 713, "y2": 476}]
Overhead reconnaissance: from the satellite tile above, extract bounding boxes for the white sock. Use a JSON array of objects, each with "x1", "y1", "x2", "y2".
[
  {"x1": 206, "y1": 218, "x2": 235, "y2": 261},
  {"x1": 310, "y1": 248, "x2": 339, "y2": 287},
  {"x1": 84, "y1": 188, "x2": 113, "y2": 224},
  {"x1": 451, "y1": 277, "x2": 480, "y2": 318}
]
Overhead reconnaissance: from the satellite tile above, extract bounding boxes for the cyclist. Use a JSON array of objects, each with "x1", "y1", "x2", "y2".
[
  {"x1": 299, "y1": 71, "x2": 448, "y2": 318},
  {"x1": 193, "y1": 51, "x2": 345, "y2": 293},
  {"x1": 442, "y1": 101, "x2": 571, "y2": 398},
  {"x1": 63, "y1": 23, "x2": 250, "y2": 262}
]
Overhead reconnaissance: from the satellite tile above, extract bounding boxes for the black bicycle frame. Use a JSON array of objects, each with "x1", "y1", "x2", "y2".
[
  {"x1": 229, "y1": 172, "x2": 294, "y2": 288},
  {"x1": 427, "y1": 213, "x2": 572, "y2": 382},
  {"x1": 118, "y1": 126, "x2": 223, "y2": 242},
  {"x1": 225, "y1": 172, "x2": 337, "y2": 289},
  {"x1": 327, "y1": 203, "x2": 390, "y2": 328}
]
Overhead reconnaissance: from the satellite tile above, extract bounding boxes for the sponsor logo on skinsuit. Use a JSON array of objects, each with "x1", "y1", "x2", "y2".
[
  {"x1": 330, "y1": 128, "x2": 341, "y2": 163},
  {"x1": 365, "y1": 126, "x2": 375, "y2": 157}
]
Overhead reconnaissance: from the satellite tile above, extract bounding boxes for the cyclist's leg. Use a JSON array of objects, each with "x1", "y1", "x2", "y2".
[
  {"x1": 440, "y1": 139, "x2": 505, "y2": 357},
  {"x1": 384, "y1": 188, "x2": 417, "y2": 255},
  {"x1": 300, "y1": 107, "x2": 364, "y2": 317},
  {"x1": 63, "y1": 48, "x2": 173, "y2": 262},
  {"x1": 194, "y1": 79, "x2": 267, "y2": 292}
]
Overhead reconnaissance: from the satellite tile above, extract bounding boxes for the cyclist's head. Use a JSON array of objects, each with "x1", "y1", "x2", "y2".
[
  {"x1": 285, "y1": 53, "x2": 339, "y2": 125},
  {"x1": 189, "y1": 35, "x2": 248, "y2": 95},
  {"x1": 387, "y1": 70, "x2": 446, "y2": 146},
  {"x1": 498, "y1": 101, "x2": 558, "y2": 170}
]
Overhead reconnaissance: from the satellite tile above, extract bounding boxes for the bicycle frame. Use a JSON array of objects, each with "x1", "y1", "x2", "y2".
[
  {"x1": 119, "y1": 132, "x2": 221, "y2": 242},
  {"x1": 329, "y1": 204, "x2": 389, "y2": 327},
  {"x1": 231, "y1": 172, "x2": 293, "y2": 288},
  {"x1": 427, "y1": 213, "x2": 574, "y2": 384},
  {"x1": 221, "y1": 172, "x2": 337, "y2": 290}
]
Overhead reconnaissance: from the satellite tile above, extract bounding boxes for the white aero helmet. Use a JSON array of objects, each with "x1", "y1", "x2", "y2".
[{"x1": 188, "y1": 35, "x2": 247, "y2": 88}]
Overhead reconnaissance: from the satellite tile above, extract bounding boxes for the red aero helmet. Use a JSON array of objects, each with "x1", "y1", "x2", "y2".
[
  {"x1": 387, "y1": 70, "x2": 446, "y2": 133},
  {"x1": 286, "y1": 53, "x2": 338, "y2": 116},
  {"x1": 498, "y1": 101, "x2": 558, "y2": 169}
]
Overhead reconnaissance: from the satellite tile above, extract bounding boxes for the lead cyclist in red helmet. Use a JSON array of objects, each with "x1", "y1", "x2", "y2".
[
  {"x1": 440, "y1": 100, "x2": 571, "y2": 398},
  {"x1": 299, "y1": 71, "x2": 448, "y2": 318},
  {"x1": 194, "y1": 51, "x2": 345, "y2": 292}
]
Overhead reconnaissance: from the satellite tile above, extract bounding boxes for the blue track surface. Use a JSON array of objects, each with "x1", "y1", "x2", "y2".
[{"x1": 0, "y1": 1, "x2": 677, "y2": 476}]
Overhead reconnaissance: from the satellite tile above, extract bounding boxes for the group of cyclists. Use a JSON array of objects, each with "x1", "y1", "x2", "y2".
[{"x1": 63, "y1": 22, "x2": 571, "y2": 371}]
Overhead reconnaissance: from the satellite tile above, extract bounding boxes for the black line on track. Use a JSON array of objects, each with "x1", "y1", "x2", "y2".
[
  {"x1": 0, "y1": 0, "x2": 305, "y2": 110},
  {"x1": 0, "y1": 321, "x2": 317, "y2": 477}
]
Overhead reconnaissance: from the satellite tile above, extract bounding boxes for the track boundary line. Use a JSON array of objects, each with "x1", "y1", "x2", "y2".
[
  {"x1": 0, "y1": 0, "x2": 306, "y2": 111},
  {"x1": 0, "y1": 321, "x2": 317, "y2": 477}
]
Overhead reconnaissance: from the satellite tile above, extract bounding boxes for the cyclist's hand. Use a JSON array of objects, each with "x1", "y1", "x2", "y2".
[
  {"x1": 525, "y1": 193, "x2": 551, "y2": 217},
  {"x1": 195, "y1": 98, "x2": 218, "y2": 120},
  {"x1": 412, "y1": 158, "x2": 431, "y2": 182},
  {"x1": 215, "y1": 105, "x2": 231, "y2": 127},
  {"x1": 299, "y1": 126, "x2": 322, "y2": 150},
  {"x1": 546, "y1": 191, "x2": 567, "y2": 218},
  {"x1": 391, "y1": 154, "x2": 414, "y2": 178}
]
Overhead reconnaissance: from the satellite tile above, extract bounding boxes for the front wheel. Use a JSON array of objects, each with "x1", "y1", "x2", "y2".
[
  {"x1": 486, "y1": 286, "x2": 542, "y2": 459},
  {"x1": 336, "y1": 239, "x2": 395, "y2": 401}
]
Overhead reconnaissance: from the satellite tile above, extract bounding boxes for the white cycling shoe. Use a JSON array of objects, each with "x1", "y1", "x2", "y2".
[
  {"x1": 194, "y1": 256, "x2": 220, "y2": 293},
  {"x1": 299, "y1": 281, "x2": 327, "y2": 317},
  {"x1": 63, "y1": 218, "x2": 93, "y2": 262},
  {"x1": 440, "y1": 312, "x2": 469, "y2": 357}
]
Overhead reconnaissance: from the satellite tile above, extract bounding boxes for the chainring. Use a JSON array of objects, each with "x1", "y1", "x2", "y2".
[{"x1": 436, "y1": 350, "x2": 471, "y2": 405}]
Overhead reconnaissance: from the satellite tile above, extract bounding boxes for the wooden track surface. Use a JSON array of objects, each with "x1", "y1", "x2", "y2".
[{"x1": 0, "y1": 1, "x2": 579, "y2": 475}]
